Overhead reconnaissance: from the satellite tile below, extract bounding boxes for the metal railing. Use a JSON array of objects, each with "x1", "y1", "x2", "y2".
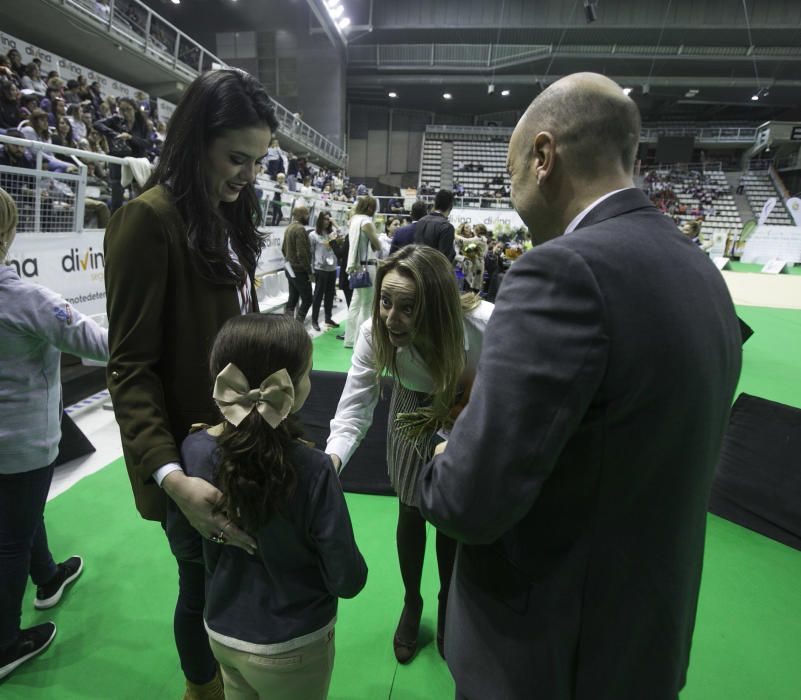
[
  {"x1": 640, "y1": 126, "x2": 757, "y2": 143},
  {"x1": 426, "y1": 125, "x2": 513, "y2": 138},
  {"x1": 0, "y1": 133, "x2": 127, "y2": 233},
  {"x1": 55, "y1": 0, "x2": 347, "y2": 167}
]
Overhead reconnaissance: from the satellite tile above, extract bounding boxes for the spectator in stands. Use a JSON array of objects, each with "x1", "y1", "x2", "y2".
[
  {"x1": 0, "y1": 130, "x2": 37, "y2": 205},
  {"x1": 104, "y1": 69, "x2": 278, "y2": 700},
  {"x1": 6, "y1": 50, "x2": 25, "y2": 80},
  {"x1": 62, "y1": 80, "x2": 81, "y2": 105},
  {"x1": 264, "y1": 136, "x2": 284, "y2": 179},
  {"x1": 391, "y1": 200, "x2": 426, "y2": 254},
  {"x1": 327, "y1": 244, "x2": 493, "y2": 664},
  {"x1": 0, "y1": 186, "x2": 107, "y2": 682},
  {"x1": 94, "y1": 96, "x2": 151, "y2": 210},
  {"x1": 96, "y1": 0, "x2": 111, "y2": 21},
  {"x1": 87, "y1": 81, "x2": 103, "y2": 118},
  {"x1": 386, "y1": 194, "x2": 404, "y2": 215},
  {"x1": 20, "y1": 110, "x2": 77, "y2": 174},
  {"x1": 309, "y1": 210, "x2": 341, "y2": 332},
  {"x1": 281, "y1": 205, "x2": 314, "y2": 323},
  {"x1": 356, "y1": 183, "x2": 368, "y2": 197},
  {"x1": 65, "y1": 105, "x2": 86, "y2": 143},
  {"x1": 51, "y1": 116, "x2": 78, "y2": 156},
  {"x1": 414, "y1": 189, "x2": 455, "y2": 262},
  {"x1": 0, "y1": 57, "x2": 21, "y2": 90},
  {"x1": 342, "y1": 195, "x2": 381, "y2": 348},
  {"x1": 19, "y1": 93, "x2": 40, "y2": 119},
  {"x1": 21, "y1": 64, "x2": 47, "y2": 96},
  {"x1": 269, "y1": 172, "x2": 286, "y2": 226},
  {"x1": 47, "y1": 96, "x2": 66, "y2": 128},
  {"x1": 0, "y1": 81, "x2": 21, "y2": 129}
]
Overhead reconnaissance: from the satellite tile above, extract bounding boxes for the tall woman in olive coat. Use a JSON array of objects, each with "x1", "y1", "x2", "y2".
[{"x1": 104, "y1": 69, "x2": 278, "y2": 698}]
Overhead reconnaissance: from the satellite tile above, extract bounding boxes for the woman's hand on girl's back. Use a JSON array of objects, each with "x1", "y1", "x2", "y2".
[{"x1": 163, "y1": 471, "x2": 257, "y2": 554}]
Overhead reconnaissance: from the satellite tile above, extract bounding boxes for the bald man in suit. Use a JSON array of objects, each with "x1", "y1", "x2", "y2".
[{"x1": 418, "y1": 73, "x2": 742, "y2": 700}]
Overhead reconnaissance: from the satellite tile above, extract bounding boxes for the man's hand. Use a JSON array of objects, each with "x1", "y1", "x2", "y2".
[
  {"x1": 434, "y1": 440, "x2": 448, "y2": 457},
  {"x1": 162, "y1": 471, "x2": 256, "y2": 554},
  {"x1": 329, "y1": 454, "x2": 342, "y2": 473}
]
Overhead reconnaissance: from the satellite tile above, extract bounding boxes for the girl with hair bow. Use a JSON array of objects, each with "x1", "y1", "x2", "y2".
[{"x1": 167, "y1": 313, "x2": 367, "y2": 700}]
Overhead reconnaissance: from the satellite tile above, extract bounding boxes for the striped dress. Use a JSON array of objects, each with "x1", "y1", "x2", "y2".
[{"x1": 386, "y1": 382, "x2": 438, "y2": 505}]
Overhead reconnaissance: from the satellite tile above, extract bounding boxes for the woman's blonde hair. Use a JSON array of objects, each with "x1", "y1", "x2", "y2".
[
  {"x1": 0, "y1": 187, "x2": 19, "y2": 262},
  {"x1": 353, "y1": 195, "x2": 377, "y2": 217},
  {"x1": 371, "y1": 244, "x2": 480, "y2": 436}
]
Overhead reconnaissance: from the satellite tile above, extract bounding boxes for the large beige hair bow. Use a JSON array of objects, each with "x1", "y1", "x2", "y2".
[{"x1": 213, "y1": 363, "x2": 295, "y2": 428}]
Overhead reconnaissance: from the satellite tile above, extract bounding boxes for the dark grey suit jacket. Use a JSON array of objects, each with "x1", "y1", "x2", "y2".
[
  {"x1": 414, "y1": 211, "x2": 455, "y2": 261},
  {"x1": 418, "y1": 188, "x2": 742, "y2": 700}
]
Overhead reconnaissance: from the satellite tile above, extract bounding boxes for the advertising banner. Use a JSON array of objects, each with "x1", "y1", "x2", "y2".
[
  {"x1": 156, "y1": 98, "x2": 177, "y2": 124},
  {"x1": 0, "y1": 31, "x2": 139, "y2": 100},
  {"x1": 449, "y1": 207, "x2": 526, "y2": 233},
  {"x1": 6, "y1": 231, "x2": 107, "y2": 315}
]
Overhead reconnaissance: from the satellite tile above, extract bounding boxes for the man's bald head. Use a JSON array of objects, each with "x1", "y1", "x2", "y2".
[{"x1": 518, "y1": 73, "x2": 641, "y2": 178}]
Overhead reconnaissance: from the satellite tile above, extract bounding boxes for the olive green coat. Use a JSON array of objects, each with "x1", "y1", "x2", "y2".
[{"x1": 104, "y1": 185, "x2": 257, "y2": 521}]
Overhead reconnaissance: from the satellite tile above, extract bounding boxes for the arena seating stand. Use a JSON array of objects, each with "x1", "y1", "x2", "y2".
[{"x1": 742, "y1": 171, "x2": 794, "y2": 225}]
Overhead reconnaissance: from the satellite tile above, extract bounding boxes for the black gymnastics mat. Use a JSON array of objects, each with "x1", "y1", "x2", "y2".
[
  {"x1": 298, "y1": 370, "x2": 394, "y2": 496},
  {"x1": 709, "y1": 393, "x2": 801, "y2": 552}
]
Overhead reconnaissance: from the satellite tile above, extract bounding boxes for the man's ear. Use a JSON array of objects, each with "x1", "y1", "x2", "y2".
[{"x1": 532, "y1": 131, "x2": 556, "y2": 185}]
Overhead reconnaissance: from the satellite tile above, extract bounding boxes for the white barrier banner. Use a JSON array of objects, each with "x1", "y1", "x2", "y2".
[
  {"x1": 156, "y1": 98, "x2": 177, "y2": 124},
  {"x1": 741, "y1": 225, "x2": 801, "y2": 265},
  {"x1": 786, "y1": 197, "x2": 801, "y2": 227},
  {"x1": 449, "y1": 207, "x2": 525, "y2": 233},
  {"x1": 256, "y1": 227, "x2": 286, "y2": 275},
  {"x1": 6, "y1": 231, "x2": 107, "y2": 315},
  {"x1": 0, "y1": 31, "x2": 139, "y2": 100}
]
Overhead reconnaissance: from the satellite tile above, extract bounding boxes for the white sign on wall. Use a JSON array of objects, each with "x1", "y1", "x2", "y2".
[{"x1": 6, "y1": 231, "x2": 108, "y2": 315}]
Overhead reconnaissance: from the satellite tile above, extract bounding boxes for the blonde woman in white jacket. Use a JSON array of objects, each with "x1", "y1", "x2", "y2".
[{"x1": 342, "y1": 195, "x2": 382, "y2": 348}]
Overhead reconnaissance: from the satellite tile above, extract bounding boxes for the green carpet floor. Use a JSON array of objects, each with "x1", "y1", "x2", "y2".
[{"x1": 3, "y1": 303, "x2": 800, "y2": 699}]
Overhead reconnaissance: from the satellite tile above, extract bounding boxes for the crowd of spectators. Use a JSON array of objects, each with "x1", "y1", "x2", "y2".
[
  {"x1": 0, "y1": 50, "x2": 169, "y2": 224},
  {"x1": 644, "y1": 169, "x2": 729, "y2": 226}
]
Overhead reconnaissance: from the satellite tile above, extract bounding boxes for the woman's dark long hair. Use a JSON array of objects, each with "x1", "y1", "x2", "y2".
[
  {"x1": 315, "y1": 210, "x2": 333, "y2": 235},
  {"x1": 209, "y1": 313, "x2": 311, "y2": 532},
  {"x1": 117, "y1": 96, "x2": 148, "y2": 134},
  {"x1": 146, "y1": 69, "x2": 279, "y2": 286}
]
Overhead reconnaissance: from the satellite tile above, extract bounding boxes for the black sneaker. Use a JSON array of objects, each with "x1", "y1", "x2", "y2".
[
  {"x1": 325, "y1": 319, "x2": 340, "y2": 328},
  {"x1": 0, "y1": 622, "x2": 57, "y2": 680},
  {"x1": 34, "y1": 557, "x2": 83, "y2": 610},
  {"x1": 335, "y1": 333, "x2": 346, "y2": 341},
  {"x1": 311, "y1": 320, "x2": 321, "y2": 332}
]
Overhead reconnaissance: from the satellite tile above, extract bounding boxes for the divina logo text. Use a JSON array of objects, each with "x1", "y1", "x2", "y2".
[
  {"x1": 62, "y1": 247, "x2": 105, "y2": 273},
  {"x1": 6, "y1": 258, "x2": 39, "y2": 278}
]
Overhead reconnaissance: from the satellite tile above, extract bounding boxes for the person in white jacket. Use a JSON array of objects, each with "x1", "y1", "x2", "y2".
[{"x1": 0, "y1": 187, "x2": 108, "y2": 682}]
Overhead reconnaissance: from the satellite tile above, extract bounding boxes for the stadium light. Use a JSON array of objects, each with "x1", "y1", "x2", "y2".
[
  {"x1": 501, "y1": 89, "x2": 510, "y2": 96},
  {"x1": 337, "y1": 17, "x2": 351, "y2": 29},
  {"x1": 388, "y1": 92, "x2": 398, "y2": 98},
  {"x1": 325, "y1": 0, "x2": 339, "y2": 6},
  {"x1": 751, "y1": 93, "x2": 759, "y2": 101},
  {"x1": 443, "y1": 93, "x2": 452, "y2": 100},
  {"x1": 170, "y1": 0, "x2": 180, "y2": 4},
  {"x1": 330, "y1": 4, "x2": 344, "y2": 19},
  {"x1": 622, "y1": 87, "x2": 632, "y2": 96}
]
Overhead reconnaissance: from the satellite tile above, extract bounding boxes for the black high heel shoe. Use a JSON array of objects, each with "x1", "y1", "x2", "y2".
[{"x1": 393, "y1": 598, "x2": 423, "y2": 664}]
